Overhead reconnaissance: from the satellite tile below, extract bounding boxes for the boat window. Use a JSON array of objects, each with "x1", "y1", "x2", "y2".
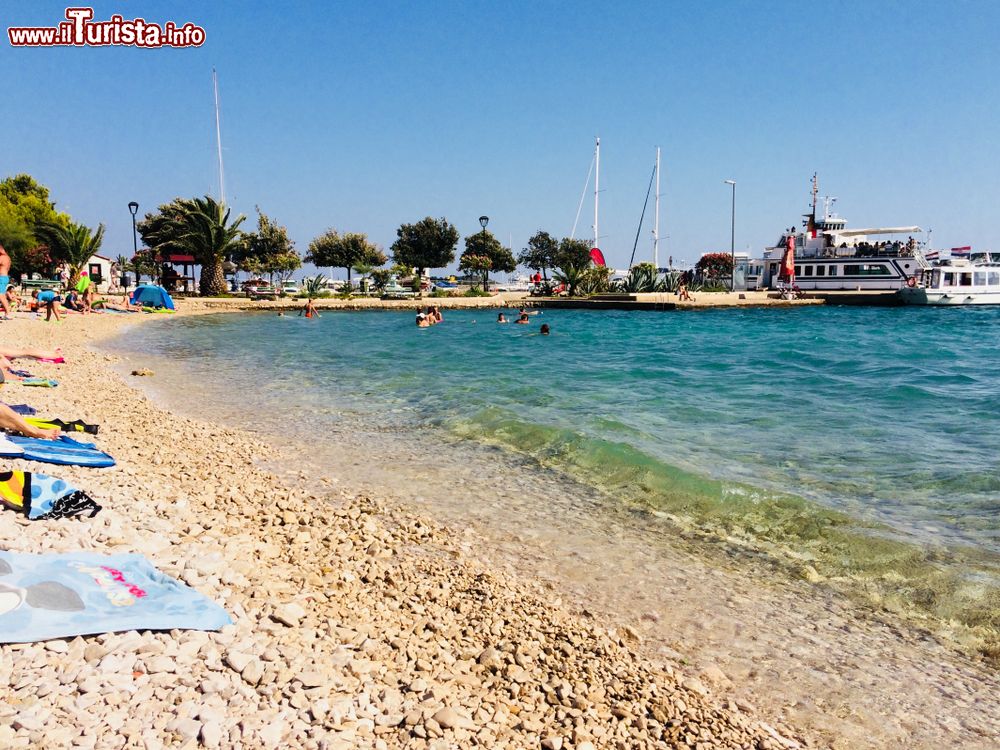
[
  {"x1": 944, "y1": 272, "x2": 955, "y2": 286},
  {"x1": 804, "y1": 266, "x2": 813, "y2": 276},
  {"x1": 974, "y1": 272, "x2": 987, "y2": 286},
  {"x1": 795, "y1": 265, "x2": 801, "y2": 276},
  {"x1": 828, "y1": 265, "x2": 837, "y2": 276},
  {"x1": 989, "y1": 272, "x2": 1000, "y2": 286},
  {"x1": 960, "y1": 273, "x2": 973, "y2": 287},
  {"x1": 931, "y1": 270, "x2": 941, "y2": 286},
  {"x1": 844, "y1": 264, "x2": 891, "y2": 276},
  {"x1": 816, "y1": 266, "x2": 825, "y2": 276}
]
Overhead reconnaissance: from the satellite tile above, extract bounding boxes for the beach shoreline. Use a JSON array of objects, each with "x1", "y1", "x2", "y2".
[{"x1": 2, "y1": 304, "x2": 998, "y2": 749}]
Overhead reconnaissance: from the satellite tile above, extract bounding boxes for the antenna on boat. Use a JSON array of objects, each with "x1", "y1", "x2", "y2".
[
  {"x1": 807, "y1": 172, "x2": 818, "y2": 237},
  {"x1": 212, "y1": 67, "x2": 226, "y2": 206},
  {"x1": 593, "y1": 136, "x2": 600, "y2": 248},
  {"x1": 654, "y1": 146, "x2": 661, "y2": 270}
]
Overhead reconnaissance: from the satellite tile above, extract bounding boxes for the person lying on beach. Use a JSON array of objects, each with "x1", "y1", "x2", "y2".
[
  {"x1": 515, "y1": 313, "x2": 530, "y2": 324},
  {"x1": 300, "y1": 299, "x2": 320, "y2": 318},
  {"x1": 31, "y1": 290, "x2": 62, "y2": 322},
  {"x1": 0, "y1": 401, "x2": 59, "y2": 439},
  {"x1": 0, "y1": 347, "x2": 64, "y2": 363},
  {"x1": 497, "y1": 312, "x2": 508, "y2": 323}
]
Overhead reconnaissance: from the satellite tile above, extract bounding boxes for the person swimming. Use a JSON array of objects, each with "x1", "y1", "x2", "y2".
[
  {"x1": 515, "y1": 313, "x2": 530, "y2": 324},
  {"x1": 497, "y1": 312, "x2": 508, "y2": 323},
  {"x1": 540, "y1": 323, "x2": 550, "y2": 335},
  {"x1": 416, "y1": 311, "x2": 432, "y2": 328}
]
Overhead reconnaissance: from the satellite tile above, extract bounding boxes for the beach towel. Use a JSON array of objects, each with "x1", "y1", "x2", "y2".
[
  {"x1": 5, "y1": 404, "x2": 37, "y2": 415},
  {"x1": 1, "y1": 435, "x2": 115, "y2": 467},
  {"x1": 0, "y1": 551, "x2": 232, "y2": 642},
  {"x1": 25, "y1": 417, "x2": 100, "y2": 436},
  {"x1": 21, "y1": 378, "x2": 58, "y2": 388},
  {"x1": 0, "y1": 470, "x2": 101, "y2": 520},
  {"x1": 9, "y1": 369, "x2": 32, "y2": 378}
]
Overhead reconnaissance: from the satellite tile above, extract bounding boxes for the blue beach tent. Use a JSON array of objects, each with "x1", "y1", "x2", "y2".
[{"x1": 130, "y1": 285, "x2": 175, "y2": 310}]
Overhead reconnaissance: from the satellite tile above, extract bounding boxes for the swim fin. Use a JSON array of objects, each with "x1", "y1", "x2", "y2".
[{"x1": 25, "y1": 418, "x2": 100, "y2": 436}]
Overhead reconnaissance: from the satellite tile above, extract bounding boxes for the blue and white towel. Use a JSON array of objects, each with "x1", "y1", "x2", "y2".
[
  {"x1": 0, "y1": 435, "x2": 115, "y2": 467},
  {"x1": 0, "y1": 551, "x2": 232, "y2": 642}
]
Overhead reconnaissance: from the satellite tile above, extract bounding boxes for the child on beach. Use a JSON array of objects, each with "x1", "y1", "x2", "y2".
[{"x1": 31, "y1": 289, "x2": 61, "y2": 322}]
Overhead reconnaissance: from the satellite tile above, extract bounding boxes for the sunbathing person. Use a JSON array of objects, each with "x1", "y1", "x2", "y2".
[
  {"x1": 5, "y1": 287, "x2": 20, "y2": 313},
  {"x1": 0, "y1": 346, "x2": 64, "y2": 362},
  {"x1": 62, "y1": 290, "x2": 84, "y2": 312},
  {"x1": 0, "y1": 401, "x2": 59, "y2": 439}
]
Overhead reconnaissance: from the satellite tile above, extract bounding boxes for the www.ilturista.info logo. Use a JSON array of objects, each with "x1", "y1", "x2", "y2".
[{"x1": 8, "y1": 7, "x2": 205, "y2": 48}]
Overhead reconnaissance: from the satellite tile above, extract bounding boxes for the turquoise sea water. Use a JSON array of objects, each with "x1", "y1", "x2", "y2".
[{"x1": 116, "y1": 305, "x2": 1000, "y2": 651}]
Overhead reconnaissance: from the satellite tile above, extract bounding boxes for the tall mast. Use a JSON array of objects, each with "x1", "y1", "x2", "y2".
[
  {"x1": 213, "y1": 67, "x2": 226, "y2": 206},
  {"x1": 593, "y1": 136, "x2": 600, "y2": 248},
  {"x1": 653, "y1": 147, "x2": 660, "y2": 269}
]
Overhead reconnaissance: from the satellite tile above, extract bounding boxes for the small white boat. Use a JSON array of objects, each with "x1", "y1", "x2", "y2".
[{"x1": 898, "y1": 259, "x2": 1000, "y2": 305}]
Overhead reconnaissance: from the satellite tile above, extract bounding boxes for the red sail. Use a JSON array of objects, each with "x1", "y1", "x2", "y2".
[{"x1": 589, "y1": 247, "x2": 606, "y2": 267}]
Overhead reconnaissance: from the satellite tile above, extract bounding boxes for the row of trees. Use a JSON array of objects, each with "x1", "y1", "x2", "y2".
[{"x1": 1, "y1": 173, "x2": 653, "y2": 297}]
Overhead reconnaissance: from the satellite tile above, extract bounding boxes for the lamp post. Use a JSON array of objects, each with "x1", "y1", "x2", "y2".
[
  {"x1": 479, "y1": 215, "x2": 489, "y2": 291},
  {"x1": 724, "y1": 180, "x2": 736, "y2": 291},
  {"x1": 127, "y1": 201, "x2": 139, "y2": 289}
]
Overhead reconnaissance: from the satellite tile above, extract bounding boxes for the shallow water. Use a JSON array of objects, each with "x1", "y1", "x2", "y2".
[{"x1": 107, "y1": 306, "x2": 1000, "y2": 650}]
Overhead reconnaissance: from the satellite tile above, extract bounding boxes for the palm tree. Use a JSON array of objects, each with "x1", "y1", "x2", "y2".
[
  {"x1": 301, "y1": 274, "x2": 327, "y2": 298},
  {"x1": 35, "y1": 221, "x2": 105, "y2": 286},
  {"x1": 553, "y1": 262, "x2": 589, "y2": 297},
  {"x1": 141, "y1": 196, "x2": 245, "y2": 296}
]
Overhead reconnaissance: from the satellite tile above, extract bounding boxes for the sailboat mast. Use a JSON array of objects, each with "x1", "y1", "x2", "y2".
[
  {"x1": 213, "y1": 68, "x2": 226, "y2": 206},
  {"x1": 654, "y1": 147, "x2": 660, "y2": 269},
  {"x1": 593, "y1": 137, "x2": 600, "y2": 248}
]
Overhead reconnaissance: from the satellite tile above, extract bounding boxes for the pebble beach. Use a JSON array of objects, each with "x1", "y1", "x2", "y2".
[{"x1": 2, "y1": 305, "x2": 999, "y2": 750}]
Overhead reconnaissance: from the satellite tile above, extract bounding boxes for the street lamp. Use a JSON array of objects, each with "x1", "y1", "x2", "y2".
[
  {"x1": 478, "y1": 215, "x2": 489, "y2": 290},
  {"x1": 127, "y1": 201, "x2": 139, "y2": 289},
  {"x1": 723, "y1": 180, "x2": 736, "y2": 291}
]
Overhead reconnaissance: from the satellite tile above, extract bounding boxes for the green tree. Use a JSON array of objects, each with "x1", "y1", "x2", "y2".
[
  {"x1": 390, "y1": 217, "x2": 459, "y2": 279},
  {"x1": 460, "y1": 230, "x2": 515, "y2": 291},
  {"x1": 0, "y1": 174, "x2": 71, "y2": 277},
  {"x1": 556, "y1": 237, "x2": 593, "y2": 272},
  {"x1": 238, "y1": 208, "x2": 301, "y2": 283},
  {"x1": 34, "y1": 221, "x2": 105, "y2": 285},
  {"x1": 306, "y1": 230, "x2": 386, "y2": 289},
  {"x1": 458, "y1": 254, "x2": 492, "y2": 290},
  {"x1": 138, "y1": 196, "x2": 246, "y2": 296},
  {"x1": 518, "y1": 230, "x2": 559, "y2": 281}
]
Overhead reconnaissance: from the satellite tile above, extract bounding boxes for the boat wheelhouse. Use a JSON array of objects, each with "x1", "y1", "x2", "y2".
[{"x1": 745, "y1": 176, "x2": 928, "y2": 292}]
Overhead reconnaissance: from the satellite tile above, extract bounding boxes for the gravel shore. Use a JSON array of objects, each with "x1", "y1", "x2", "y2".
[{"x1": 0, "y1": 310, "x2": 807, "y2": 749}]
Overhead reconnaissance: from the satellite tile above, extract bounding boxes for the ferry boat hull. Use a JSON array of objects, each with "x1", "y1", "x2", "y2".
[{"x1": 898, "y1": 288, "x2": 1000, "y2": 305}]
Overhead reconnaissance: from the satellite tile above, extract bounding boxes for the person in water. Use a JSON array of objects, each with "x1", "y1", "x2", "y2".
[
  {"x1": 497, "y1": 312, "x2": 508, "y2": 323},
  {"x1": 540, "y1": 323, "x2": 550, "y2": 335},
  {"x1": 515, "y1": 313, "x2": 530, "y2": 324},
  {"x1": 300, "y1": 298, "x2": 320, "y2": 318},
  {"x1": 416, "y1": 312, "x2": 432, "y2": 328},
  {"x1": 431, "y1": 305, "x2": 443, "y2": 323}
]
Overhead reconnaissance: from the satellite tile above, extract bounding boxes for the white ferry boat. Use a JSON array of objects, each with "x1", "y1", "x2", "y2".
[
  {"x1": 745, "y1": 176, "x2": 928, "y2": 291},
  {"x1": 898, "y1": 257, "x2": 1000, "y2": 305}
]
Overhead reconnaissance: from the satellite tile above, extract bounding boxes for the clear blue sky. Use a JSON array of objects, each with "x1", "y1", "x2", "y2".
[{"x1": 4, "y1": 0, "x2": 999, "y2": 275}]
